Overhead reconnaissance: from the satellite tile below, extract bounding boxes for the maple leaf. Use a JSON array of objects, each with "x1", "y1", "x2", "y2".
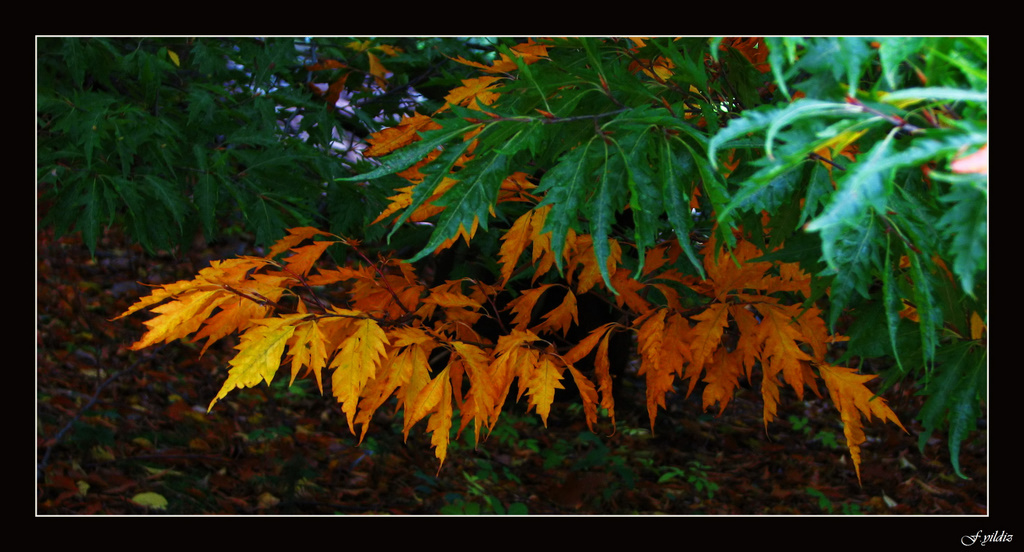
[
  {"x1": 207, "y1": 314, "x2": 306, "y2": 411},
  {"x1": 330, "y1": 316, "x2": 390, "y2": 433},
  {"x1": 435, "y1": 76, "x2": 503, "y2": 114},
  {"x1": 523, "y1": 353, "x2": 566, "y2": 427},
  {"x1": 817, "y1": 363, "x2": 907, "y2": 484},
  {"x1": 567, "y1": 365, "x2": 601, "y2": 431},
  {"x1": 636, "y1": 309, "x2": 674, "y2": 428},
  {"x1": 363, "y1": 113, "x2": 442, "y2": 158},
  {"x1": 684, "y1": 302, "x2": 730, "y2": 387},
  {"x1": 757, "y1": 303, "x2": 815, "y2": 401},
  {"x1": 498, "y1": 209, "x2": 535, "y2": 286},
  {"x1": 130, "y1": 289, "x2": 232, "y2": 350},
  {"x1": 282, "y1": 240, "x2": 336, "y2": 278},
  {"x1": 267, "y1": 226, "x2": 339, "y2": 259},
  {"x1": 534, "y1": 288, "x2": 578, "y2": 336},
  {"x1": 285, "y1": 318, "x2": 330, "y2": 391},
  {"x1": 702, "y1": 347, "x2": 745, "y2": 415},
  {"x1": 404, "y1": 365, "x2": 453, "y2": 468}
]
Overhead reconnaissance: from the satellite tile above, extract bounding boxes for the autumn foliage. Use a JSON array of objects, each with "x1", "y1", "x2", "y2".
[{"x1": 114, "y1": 37, "x2": 986, "y2": 485}]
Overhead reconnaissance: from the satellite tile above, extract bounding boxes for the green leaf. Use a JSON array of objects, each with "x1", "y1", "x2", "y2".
[
  {"x1": 406, "y1": 152, "x2": 511, "y2": 262},
  {"x1": 536, "y1": 138, "x2": 600, "y2": 274},
  {"x1": 936, "y1": 183, "x2": 987, "y2": 296},
  {"x1": 585, "y1": 140, "x2": 628, "y2": 292},
  {"x1": 917, "y1": 341, "x2": 985, "y2": 479},
  {"x1": 656, "y1": 135, "x2": 706, "y2": 278}
]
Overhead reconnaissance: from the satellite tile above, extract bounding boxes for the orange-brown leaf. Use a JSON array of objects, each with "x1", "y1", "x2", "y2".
[
  {"x1": 817, "y1": 363, "x2": 907, "y2": 484},
  {"x1": 534, "y1": 288, "x2": 578, "y2": 336},
  {"x1": 498, "y1": 209, "x2": 534, "y2": 286},
  {"x1": 757, "y1": 304, "x2": 814, "y2": 400},
  {"x1": 363, "y1": 113, "x2": 441, "y2": 158}
]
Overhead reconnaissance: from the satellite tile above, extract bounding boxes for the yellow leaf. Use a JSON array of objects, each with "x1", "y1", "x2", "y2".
[
  {"x1": 167, "y1": 50, "x2": 180, "y2": 67},
  {"x1": 131, "y1": 289, "x2": 230, "y2": 350},
  {"x1": 331, "y1": 318, "x2": 390, "y2": 433},
  {"x1": 131, "y1": 492, "x2": 168, "y2": 510},
  {"x1": 208, "y1": 315, "x2": 305, "y2": 411},
  {"x1": 286, "y1": 319, "x2": 330, "y2": 391}
]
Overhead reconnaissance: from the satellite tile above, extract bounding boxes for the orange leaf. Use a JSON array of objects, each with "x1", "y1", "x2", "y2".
[
  {"x1": 436, "y1": 77, "x2": 502, "y2": 114},
  {"x1": 817, "y1": 363, "x2": 907, "y2": 484},
  {"x1": 757, "y1": 304, "x2": 814, "y2": 400},
  {"x1": 523, "y1": 354, "x2": 565, "y2": 427},
  {"x1": 636, "y1": 309, "x2": 676, "y2": 428},
  {"x1": 498, "y1": 209, "x2": 534, "y2": 286},
  {"x1": 534, "y1": 288, "x2": 578, "y2": 336},
  {"x1": 567, "y1": 365, "x2": 600, "y2": 431},
  {"x1": 363, "y1": 113, "x2": 441, "y2": 158},
  {"x1": 702, "y1": 347, "x2": 744, "y2": 415}
]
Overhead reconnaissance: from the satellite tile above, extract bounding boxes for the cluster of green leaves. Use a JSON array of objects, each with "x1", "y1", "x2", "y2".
[
  {"x1": 347, "y1": 37, "x2": 987, "y2": 477},
  {"x1": 37, "y1": 37, "x2": 501, "y2": 254}
]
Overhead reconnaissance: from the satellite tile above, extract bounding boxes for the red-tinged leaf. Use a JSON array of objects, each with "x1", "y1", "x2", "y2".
[
  {"x1": 207, "y1": 314, "x2": 306, "y2": 411},
  {"x1": 267, "y1": 226, "x2": 338, "y2": 259},
  {"x1": 405, "y1": 364, "x2": 450, "y2": 435},
  {"x1": 818, "y1": 363, "x2": 907, "y2": 484},
  {"x1": 283, "y1": 241, "x2": 335, "y2": 278},
  {"x1": 306, "y1": 59, "x2": 347, "y2": 71}
]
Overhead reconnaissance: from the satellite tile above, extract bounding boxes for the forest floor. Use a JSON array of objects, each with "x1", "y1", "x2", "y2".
[{"x1": 37, "y1": 227, "x2": 988, "y2": 517}]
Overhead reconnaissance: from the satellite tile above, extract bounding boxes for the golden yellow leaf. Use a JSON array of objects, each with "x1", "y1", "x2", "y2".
[
  {"x1": 526, "y1": 354, "x2": 565, "y2": 427},
  {"x1": 330, "y1": 317, "x2": 390, "y2": 433},
  {"x1": 131, "y1": 289, "x2": 230, "y2": 350},
  {"x1": 207, "y1": 315, "x2": 305, "y2": 411}
]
